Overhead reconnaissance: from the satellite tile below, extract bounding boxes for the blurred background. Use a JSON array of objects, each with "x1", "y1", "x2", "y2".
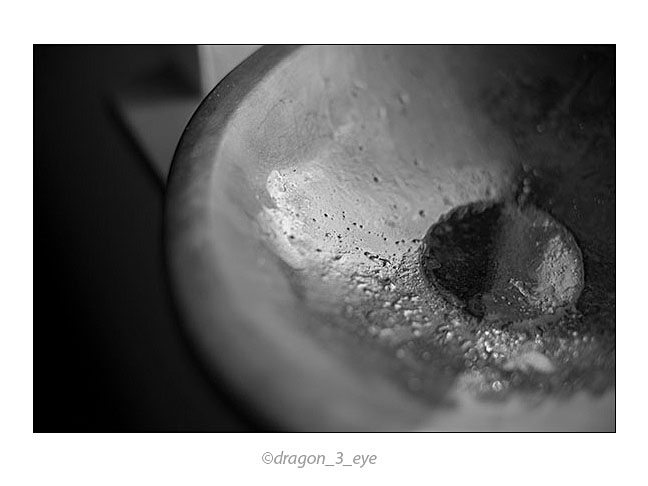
[{"x1": 34, "y1": 45, "x2": 265, "y2": 431}]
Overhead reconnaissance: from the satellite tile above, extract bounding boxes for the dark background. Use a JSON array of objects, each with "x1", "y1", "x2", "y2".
[{"x1": 34, "y1": 45, "x2": 262, "y2": 431}]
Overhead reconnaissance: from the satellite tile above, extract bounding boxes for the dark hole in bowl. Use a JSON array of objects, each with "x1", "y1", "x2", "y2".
[{"x1": 421, "y1": 200, "x2": 584, "y2": 327}]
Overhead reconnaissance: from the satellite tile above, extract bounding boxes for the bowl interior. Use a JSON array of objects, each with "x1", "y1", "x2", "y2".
[{"x1": 167, "y1": 45, "x2": 615, "y2": 430}]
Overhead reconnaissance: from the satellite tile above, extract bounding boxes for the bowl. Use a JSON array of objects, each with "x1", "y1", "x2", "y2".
[{"x1": 166, "y1": 45, "x2": 615, "y2": 431}]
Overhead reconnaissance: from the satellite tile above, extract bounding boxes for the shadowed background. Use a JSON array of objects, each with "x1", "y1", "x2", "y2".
[{"x1": 34, "y1": 45, "x2": 266, "y2": 431}]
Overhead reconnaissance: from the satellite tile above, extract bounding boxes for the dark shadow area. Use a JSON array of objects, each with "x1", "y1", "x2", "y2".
[{"x1": 34, "y1": 45, "x2": 270, "y2": 431}]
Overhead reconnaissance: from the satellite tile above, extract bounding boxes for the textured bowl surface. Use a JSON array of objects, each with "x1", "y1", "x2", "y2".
[{"x1": 166, "y1": 45, "x2": 615, "y2": 431}]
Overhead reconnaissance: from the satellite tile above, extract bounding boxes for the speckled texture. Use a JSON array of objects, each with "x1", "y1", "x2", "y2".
[{"x1": 167, "y1": 45, "x2": 615, "y2": 430}]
